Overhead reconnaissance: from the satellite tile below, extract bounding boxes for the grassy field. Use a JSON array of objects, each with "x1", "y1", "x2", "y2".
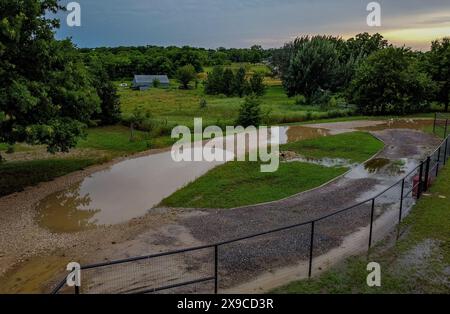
[
  {"x1": 161, "y1": 132, "x2": 382, "y2": 208},
  {"x1": 272, "y1": 164, "x2": 450, "y2": 294},
  {"x1": 283, "y1": 131, "x2": 384, "y2": 163},
  {"x1": 0, "y1": 158, "x2": 101, "y2": 197}
]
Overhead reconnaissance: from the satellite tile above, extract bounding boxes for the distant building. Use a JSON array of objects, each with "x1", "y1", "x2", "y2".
[{"x1": 132, "y1": 75, "x2": 170, "y2": 90}]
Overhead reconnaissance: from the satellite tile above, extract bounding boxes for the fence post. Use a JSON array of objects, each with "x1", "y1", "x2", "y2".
[
  {"x1": 214, "y1": 245, "x2": 218, "y2": 294},
  {"x1": 436, "y1": 147, "x2": 441, "y2": 177},
  {"x1": 368, "y1": 199, "x2": 375, "y2": 251},
  {"x1": 399, "y1": 179, "x2": 405, "y2": 224},
  {"x1": 417, "y1": 161, "x2": 424, "y2": 199},
  {"x1": 444, "y1": 138, "x2": 448, "y2": 165},
  {"x1": 397, "y1": 179, "x2": 405, "y2": 240},
  {"x1": 433, "y1": 112, "x2": 437, "y2": 134},
  {"x1": 424, "y1": 156, "x2": 431, "y2": 192},
  {"x1": 445, "y1": 119, "x2": 449, "y2": 138},
  {"x1": 308, "y1": 221, "x2": 315, "y2": 278}
]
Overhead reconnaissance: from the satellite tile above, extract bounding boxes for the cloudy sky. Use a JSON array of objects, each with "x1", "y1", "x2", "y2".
[{"x1": 55, "y1": 0, "x2": 450, "y2": 50}]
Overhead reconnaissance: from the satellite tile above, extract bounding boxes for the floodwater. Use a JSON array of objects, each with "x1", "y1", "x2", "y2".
[{"x1": 38, "y1": 125, "x2": 327, "y2": 233}]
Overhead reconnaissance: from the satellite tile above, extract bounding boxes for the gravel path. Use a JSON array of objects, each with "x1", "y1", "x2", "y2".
[{"x1": 177, "y1": 129, "x2": 441, "y2": 289}]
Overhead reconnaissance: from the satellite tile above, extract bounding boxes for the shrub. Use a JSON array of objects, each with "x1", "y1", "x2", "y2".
[{"x1": 236, "y1": 95, "x2": 262, "y2": 127}]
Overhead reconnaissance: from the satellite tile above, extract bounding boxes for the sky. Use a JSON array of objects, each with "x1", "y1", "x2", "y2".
[{"x1": 55, "y1": 0, "x2": 450, "y2": 50}]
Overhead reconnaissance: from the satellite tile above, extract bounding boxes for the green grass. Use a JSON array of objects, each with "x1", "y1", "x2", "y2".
[
  {"x1": 161, "y1": 132, "x2": 382, "y2": 209},
  {"x1": 282, "y1": 132, "x2": 384, "y2": 163},
  {"x1": 272, "y1": 164, "x2": 450, "y2": 294},
  {"x1": 117, "y1": 76, "x2": 352, "y2": 129},
  {"x1": 0, "y1": 158, "x2": 101, "y2": 197},
  {"x1": 76, "y1": 125, "x2": 174, "y2": 155},
  {"x1": 161, "y1": 161, "x2": 347, "y2": 209}
]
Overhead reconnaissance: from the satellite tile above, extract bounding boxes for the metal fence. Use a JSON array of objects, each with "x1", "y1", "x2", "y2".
[
  {"x1": 52, "y1": 118, "x2": 450, "y2": 294},
  {"x1": 433, "y1": 112, "x2": 450, "y2": 138}
]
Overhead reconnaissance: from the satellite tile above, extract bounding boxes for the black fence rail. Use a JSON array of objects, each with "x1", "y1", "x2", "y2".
[{"x1": 52, "y1": 117, "x2": 450, "y2": 294}]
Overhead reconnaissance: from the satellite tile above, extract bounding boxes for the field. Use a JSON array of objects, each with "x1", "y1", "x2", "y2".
[{"x1": 161, "y1": 132, "x2": 383, "y2": 208}]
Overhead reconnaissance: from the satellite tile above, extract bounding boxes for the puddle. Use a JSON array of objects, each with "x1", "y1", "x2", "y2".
[
  {"x1": 0, "y1": 255, "x2": 69, "y2": 294},
  {"x1": 281, "y1": 152, "x2": 354, "y2": 168},
  {"x1": 37, "y1": 151, "x2": 224, "y2": 232},
  {"x1": 357, "y1": 119, "x2": 433, "y2": 132},
  {"x1": 279, "y1": 125, "x2": 330, "y2": 142},
  {"x1": 37, "y1": 125, "x2": 335, "y2": 233}
]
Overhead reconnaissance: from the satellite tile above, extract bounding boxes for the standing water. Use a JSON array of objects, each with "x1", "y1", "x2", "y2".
[{"x1": 38, "y1": 125, "x2": 329, "y2": 232}]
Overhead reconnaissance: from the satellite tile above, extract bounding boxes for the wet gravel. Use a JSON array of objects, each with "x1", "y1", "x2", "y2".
[{"x1": 179, "y1": 129, "x2": 442, "y2": 288}]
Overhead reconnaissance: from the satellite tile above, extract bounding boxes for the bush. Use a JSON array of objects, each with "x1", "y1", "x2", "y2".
[
  {"x1": 236, "y1": 95, "x2": 262, "y2": 127},
  {"x1": 152, "y1": 79, "x2": 161, "y2": 88},
  {"x1": 199, "y1": 98, "x2": 207, "y2": 109}
]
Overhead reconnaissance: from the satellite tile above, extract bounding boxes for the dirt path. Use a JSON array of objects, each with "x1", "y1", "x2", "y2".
[{"x1": 0, "y1": 122, "x2": 440, "y2": 293}]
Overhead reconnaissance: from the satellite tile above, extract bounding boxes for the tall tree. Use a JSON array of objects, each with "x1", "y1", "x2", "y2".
[
  {"x1": 222, "y1": 68, "x2": 235, "y2": 96},
  {"x1": 0, "y1": 0, "x2": 100, "y2": 153},
  {"x1": 427, "y1": 38, "x2": 450, "y2": 111},
  {"x1": 282, "y1": 36, "x2": 341, "y2": 99},
  {"x1": 233, "y1": 67, "x2": 247, "y2": 98}
]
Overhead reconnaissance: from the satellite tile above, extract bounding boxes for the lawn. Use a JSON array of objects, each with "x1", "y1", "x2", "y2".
[
  {"x1": 76, "y1": 125, "x2": 174, "y2": 155},
  {"x1": 161, "y1": 132, "x2": 383, "y2": 209},
  {"x1": 282, "y1": 131, "x2": 384, "y2": 163},
  {"x1": 118, "y1": 84, "x2": 335, "y2": 128},
  {"x1": 0, "y1": 158, "x2": 101, "y2": 197},
  {"x1": 272, "y1": 164, "x2": 450, "y2": 294}
]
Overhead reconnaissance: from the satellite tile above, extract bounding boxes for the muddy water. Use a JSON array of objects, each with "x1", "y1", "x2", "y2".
[
  {"x1": 38, "y1": 126, "x2": 325, "y2": 233},
  {"x1": 0, "y1": 255, "x2": 69, "y2": 293},
  {"x1": 37, "y1": 151, "x2": 224, "y2": 232},
  {"x1": 356, "y1": 119, "x2": 433, "y2": 132}
]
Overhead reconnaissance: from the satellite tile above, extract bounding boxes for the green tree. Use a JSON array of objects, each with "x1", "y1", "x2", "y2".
[
  {"x1": 236, "y1": 96, "x2": 262, "y2": 127},
  {"x1": 249, "y1": 72, "x2": 266, "y2": 96},
  {"x1": 282, "y1": 36, "x2": 341, "y2": 99},
  {"x1": 426, "y1": 37, "x2": 450, "y2": 111},
  {"x1": 349, "y1": 47, "x2": 435, "y2": 115},
  {"x1": 86, "y1": 56, "x2": 121, "y2": 125},
  {"x1": 204, "y1": 66, "x2": 224, "y2": 95},
  {"x1": 0, "y1": 0, "x2": 100, "y2": 153},
  {"x1": 176, "y1": 64, "x2": 196, "y2": 89},
  {"x1": 222, "y1": 68, "x2": 235, "y2": 96},
  {"x1": 233, "y1": 67, "x2": 247, "y2": 98}
]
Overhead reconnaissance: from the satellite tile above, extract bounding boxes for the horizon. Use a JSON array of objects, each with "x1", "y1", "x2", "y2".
[{"x1": 55, "y1": 0, "x2": 450, "y2": 51}]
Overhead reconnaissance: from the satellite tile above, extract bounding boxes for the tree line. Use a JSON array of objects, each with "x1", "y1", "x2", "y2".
[
  {"x1": 273, "y1": 33, "x2": 450, "y2": 115},
  {"x1": 80, "y1": 45, "x2": 269, "y2": 80},
  {"x1": 204, "y1": 67, "x2": 266, "y2": 97}
]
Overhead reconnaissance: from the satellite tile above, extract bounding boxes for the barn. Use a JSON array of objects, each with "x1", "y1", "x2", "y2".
[{"x1": 132, "y1": 75, "x2": 170, "y2": 90}]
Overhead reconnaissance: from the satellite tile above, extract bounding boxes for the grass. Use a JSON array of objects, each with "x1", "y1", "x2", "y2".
[
  {"x1": 272, "y1": 164, "x2": 450, "y2": 294},
  {"x1": 282, "y1": 131, "x2": 384, "y2": 163},
  {"x1": 161, "y1": 161, "x2": 347, "y2": 209},
  {"x1": 76, "y1": 125, "x2": 174, "y2": 156},
  {"x1": 161, "y1": 132, "x2": 382, "y2": 209},
  {"x1": 0, "y1": 158, "x2": 101, "y2": 197}
]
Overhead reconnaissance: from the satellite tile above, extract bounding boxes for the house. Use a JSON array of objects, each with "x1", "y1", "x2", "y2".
[{"x1": 132, "y1": 75, "x2": 170, "y2": 90}]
